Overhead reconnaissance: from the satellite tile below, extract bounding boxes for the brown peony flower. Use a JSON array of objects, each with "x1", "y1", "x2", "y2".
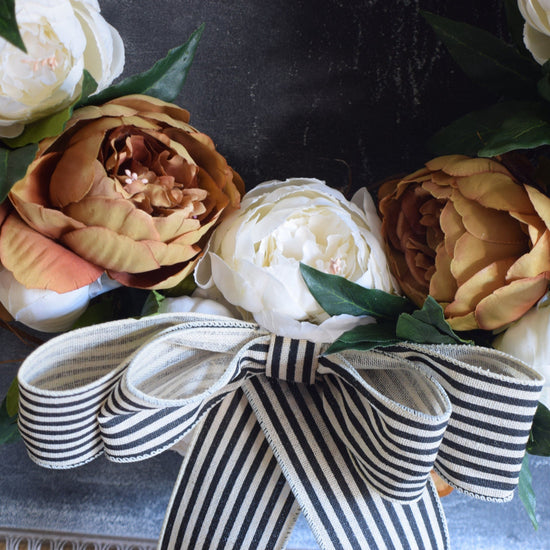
[
  {"x1": 378, "y1": 155, "x2": 550, "y2": 331},
  {"x1": 0, "y1": 94, "x2": 244, "y2": 292}
]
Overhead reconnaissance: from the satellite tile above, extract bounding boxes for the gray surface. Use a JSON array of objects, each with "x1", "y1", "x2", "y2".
[{"x1": 2, "y1": 0, "x2": 550, "y2": 548}]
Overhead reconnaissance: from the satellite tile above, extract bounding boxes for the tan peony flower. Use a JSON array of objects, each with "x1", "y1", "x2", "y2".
[
  {"x1": 378, "y1": 155, "x2": 550, "y2": 331},
  {"x1": 0, "y1": 94, "x2": 244, "y2": 292}
]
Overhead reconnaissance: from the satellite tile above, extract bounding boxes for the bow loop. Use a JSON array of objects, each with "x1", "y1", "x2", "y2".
[
  {"x1": 316, "y1": 352, "x2": 451, "y2": 503},
  {"x1": 383, "y1": 343, "x2": 544, "y2": 502}
]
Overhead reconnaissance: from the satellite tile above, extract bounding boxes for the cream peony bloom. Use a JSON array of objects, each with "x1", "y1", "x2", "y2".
[
  {"x1": 493, "y1": 296, "x2": 550, "y2": 408},
  {"x1": 0, "y1": 269, "x2": 119, "y2": 332},
  {"x1": 0, "y1": 0, "x2": 124, "y2": 138},
  {"x1": 196, "y1": 178, "x2": 399, "y2": 343},
  {"x1": 518, "y1": 0, "x2": 550, "y2": 64}
]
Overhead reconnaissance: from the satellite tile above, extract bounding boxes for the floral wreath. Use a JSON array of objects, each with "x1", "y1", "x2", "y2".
[{"x1": 1, "y1": 1, "x2": 550, "y2": 548}]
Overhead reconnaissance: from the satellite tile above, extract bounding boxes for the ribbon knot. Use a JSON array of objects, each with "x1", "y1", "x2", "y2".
[
  {"x1": 16, "y1": 313, "x2": 544, "y2": 550},
  {"x1": 265, "y1": 336, "x2": 322, "y2": 385}
]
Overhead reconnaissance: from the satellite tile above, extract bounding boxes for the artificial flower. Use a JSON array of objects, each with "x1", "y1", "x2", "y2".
[
  {"x1": 157, "y1": 293, "x2": 234, "y2": 318},
  {"x1": 0, "y1": 269, "x2": 118, "y2": 332},
  {"x1": 0, "y1": 94, "x2": 244, "y2": 293},
  {"x1": 0, "y1": 0, "x2": 124, "y2": 138},
  {"x1": 518, "y1": 0, "x2": 550, "y2": 64},
  {"x1": 378, "y1": 154, "x2": 550, "y2": 331},
  {"x1": 196, "y1": 177, "x2": 399, "y2": 342},
  {"x1": 493, "y1": 294, "x2": 550, "y2": 408}
]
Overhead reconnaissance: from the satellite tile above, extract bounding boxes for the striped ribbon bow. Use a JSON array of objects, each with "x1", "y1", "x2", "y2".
[{"x1": 17, "y1": 313, "x2": 543, "y2": 549}]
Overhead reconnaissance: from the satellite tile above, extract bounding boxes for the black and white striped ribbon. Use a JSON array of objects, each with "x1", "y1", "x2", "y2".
[{"x1": 17, "y1": 313, "x2": 544, "y2": 549}]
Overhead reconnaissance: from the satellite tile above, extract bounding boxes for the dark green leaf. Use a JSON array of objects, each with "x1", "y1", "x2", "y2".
[
  {"x1": 5, "y1": 376, "x2": 18, "y2": 417},
  {"x1": 0, "y1": 393, "x2": 20, "y2": 444},
  {"x1": 300, "y1": 263, "x2": 413, "y2": 320},
  {"x1": 503, "y1": 0, "x2": 530, "y2": 56},
  {"x1": 0, "y1": 0, "x2": 25, "y2": 52},
  {"x1": 3, "y1": 71, "x2": 98, "y2": 149},
  {"x1": 141, "y1": 291, "x2": 166, "y2": 317},
  {"x1": 75, "y1": 70, "x2": 99, "y2": 108},
  {"x1": 421, "y1": 11, "x2": 539, "y2": 97},
  {"x1": 324, "y1": 322, "x2": 400, "y2": 354},
  {"x1": 518, "y1": 454, "x2": 538, "y2": 530},
  {"x1": 396, "y1": 296, "x2": 473, "y2": 345},
  {"x1": 162, "y1": 273, "x2": 197, "y2": 297},
  {"x1": 428, "y1": 101, "x2": 550, "y2": 157},
  {"x1": 0, "y1": 142, "x2": 38, "y2": 203},
  {"x1": 85, "y1": 24, "x2": 205, "y2": 106},
  {"x1": 72, "y1": 295, "x2": 116, "y2": 329},
  {"x1": 527, "y1": 402, "x2": 550, "y2": 456}
]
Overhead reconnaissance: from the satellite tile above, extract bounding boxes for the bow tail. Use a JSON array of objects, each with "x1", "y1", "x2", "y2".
[
  {"x1": 159, "y1": 388, "x2": 299, "y2": 550},
  {"x1": 244, "y1": 376, "x2": 450, "y2": 550}
]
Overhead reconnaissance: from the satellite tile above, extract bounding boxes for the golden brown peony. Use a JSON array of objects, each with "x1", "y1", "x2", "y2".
[
  {"x1": 378, "y1": 155, "x2": 550, "y2": 331},
  {"x1": 0, "y1": 95, "x2": 244, "y2": 292}
]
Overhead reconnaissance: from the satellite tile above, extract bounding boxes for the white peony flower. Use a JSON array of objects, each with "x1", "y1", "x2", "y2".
[
  {"x1": 518, "y1": 0, "x2": 550, "y2": 64},
  {"x1": 493, "y1": 295, "x2": 550, "y2": 407},
  {"x1": 0, "y1": 0, "x2": 124, "y2": 138},
  {"x1": 0, "y1": 269, "x2": 119, "y2": 332},
  {"x1": 157, "y1": 293, "x2": 235, "y2": 318},
  {"x1": 196, "y1": 178, "x2": 399, "y2": 343}
]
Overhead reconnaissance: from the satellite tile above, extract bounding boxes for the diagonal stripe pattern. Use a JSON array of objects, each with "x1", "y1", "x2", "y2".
[{"x1": 17, "y1": 313, "x2": 544, "y2": 549}]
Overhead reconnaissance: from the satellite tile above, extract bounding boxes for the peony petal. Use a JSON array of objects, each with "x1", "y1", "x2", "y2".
[
  {"x1": 422, "y1": 178, "x2": 453, "y2": 199},
  {"x1": 107, "y1": 95, "x2": 191, "y2": 125},
  {"x1": 61, "y1": 226, "x2": 160, "y2": 272},
  {"x1": 524, "y1": 184, "x2": 550, "y2": 228},
  {"x1": 475, "y1": 274, "x2": 550, "y2": 330},
  {"x1": 64, "y1": 197, "x2": 161, "y2": 240},
  {"x1": 451, "y1": 232, "x2": 527, "y2": 285},
  {"x1": 445, "y1": 257, "x2": 517, "y2": 317},
  {"x1": 429, "y1": 243, "x2": 457, "y2": 303},
  {"x1": 439, "y1": 201, "x2": 465, "y2": 258},
  {"x1": 0, "y1": 213, "x2": 102, "y2": 292},
  {"x1": 433, "y1": 156, "x2": 511, "y2": 177},
  {"x1": 456, "y1": 173, "x2": 534, "y2": 213},
  {"x1": 109, "y1": 257, "x2": 199, "y2": 290},
  {"x1": 451, "y1": 191, "x2": 527, "y2": 244},
  {"x1": 446, "y1": 311, "x2": 477, "y2": 331},
  {"x1": 11, "y1": 196, "x2": 85, "y2": 239},
  {"x1": 424, "y1": 155, "x2": 470, "y2": 173},
  {"x1": 10, "y1": 152, "x2": 60, "y2": 206},
  {"x1": 506, "y1": 229, "x2": 550, "y2": 279},
  {"x1": 153, "y1": 214, "x2": 200, "y2": 242}
]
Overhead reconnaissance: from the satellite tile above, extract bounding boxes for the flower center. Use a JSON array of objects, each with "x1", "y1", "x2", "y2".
[
  {"x1": 329, "y1": 257, "x2": 343, "y2": 275},
  {"x1": 21, "y1": 54, "x2": 59, "y2": 72}
]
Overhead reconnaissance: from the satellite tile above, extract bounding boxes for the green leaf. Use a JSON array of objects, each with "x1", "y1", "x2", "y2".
[
  {"x1": 5, "y1": 376, "x2": 18, "y2": 417},
  {"x1": 527, "y1": 402, "x2": 550, "y2": 456},
  {"x1": 86, "y1": 24, "x2": 205, "y2": 106},
  {"x1": 325, "y1": 322, "x2": 400, "y2": 355},
  {"x1": 3, "y1": 71, "x2": 98, "y2": 149},
  {"x1": 75, "y1": 69, "x2": 100, "y2": 108},
  {"x1": 162, "y1": 273, "x2": 197, "y2": 297},
  {"x1": 0, "y1": 142, "x2": 38, "y2": 203},
  {"x1": 0, "y1": 391, "x2": 20, "y2": 444},
  {"x1": 428, "y1": 101, "x2": 550, "y2": 157},
  {"x1": 300, "y1": 263, "x2": 413, "y2": 320},
  {"x1": 421, "y1": 11, "x2": 539, "y2": 97},
  {"x1": 503, "y1": 0, "x2": 530, "y2": 56},
  {"x1": 0, "y1": 0, "x2": 25, "y2": 52},
  {"x1": 72, "y1": 294, "x2": 116, "y2": 329},
  {"x1": 518, "y1": 454, "x2": 538, "y2": 530},
  {"x1": 141, "y1": 290, "x2": 166, "y2": 316},
  {"x1": 396, "y1": 296, "x2": 473, "y2": 345}
]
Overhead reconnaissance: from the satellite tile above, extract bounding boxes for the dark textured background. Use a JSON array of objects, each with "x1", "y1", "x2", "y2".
[{"x1": 2, "y1": 1, "x2": 550, "y2": 548}]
